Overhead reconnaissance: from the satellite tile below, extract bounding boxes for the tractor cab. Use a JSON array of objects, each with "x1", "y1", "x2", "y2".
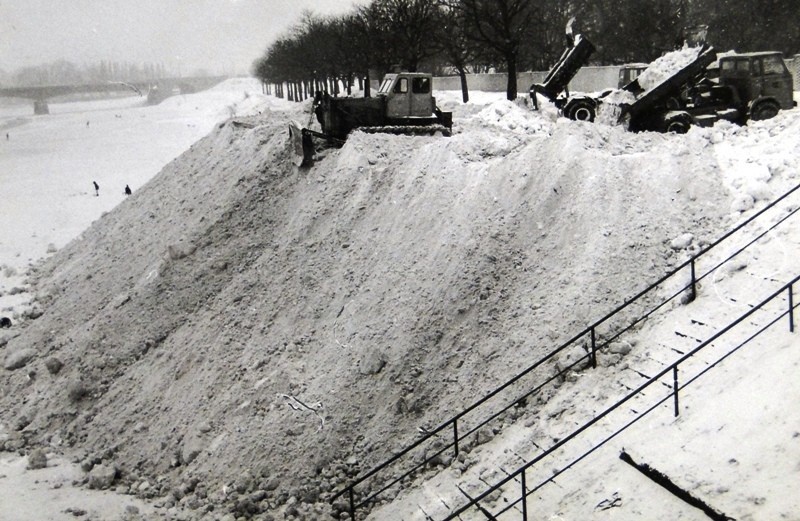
[{"x1": 377, "y1": 73, "x2": 437, "y2": 118}]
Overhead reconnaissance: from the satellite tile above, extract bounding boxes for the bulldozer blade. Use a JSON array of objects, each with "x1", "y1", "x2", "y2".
[{"x1": 288, "y1": 121, "x2": 314, "y2": 167}]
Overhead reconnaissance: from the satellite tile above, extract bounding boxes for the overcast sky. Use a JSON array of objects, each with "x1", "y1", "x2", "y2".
[{"x1": 0, "y1": 0, "x2": 369, "y2": 77}]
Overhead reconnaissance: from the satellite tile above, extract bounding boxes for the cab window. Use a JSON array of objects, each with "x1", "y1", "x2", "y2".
[
  {"x1": 393, "y1": 78, "x2": 408, "y2": 93},
  {"x1": 722, "y1": 58, "x2": 751, "y2": 76},
  {"x1": 762, "y1": 56, "x2": 786, "y2": 75},
  {"x1": 378, "y1": 78, "x2": 393, "y2": 93},
  {"x1": 412, "y1": 77, "x2": 430, "y2": 94}
]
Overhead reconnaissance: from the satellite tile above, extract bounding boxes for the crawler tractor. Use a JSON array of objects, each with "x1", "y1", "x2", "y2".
[{"x1": 289, "y1": 72, "x2": 452, "y2": 166}]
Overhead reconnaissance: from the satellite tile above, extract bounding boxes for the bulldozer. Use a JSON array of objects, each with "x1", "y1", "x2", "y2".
[{"x1": 289, "y1": 72, "x2": 453, "y2": 166}]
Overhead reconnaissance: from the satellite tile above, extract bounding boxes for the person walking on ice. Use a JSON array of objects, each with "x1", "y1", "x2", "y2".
[{"x1": 93, "y1": 181, "x2": 99, "y2": 196}]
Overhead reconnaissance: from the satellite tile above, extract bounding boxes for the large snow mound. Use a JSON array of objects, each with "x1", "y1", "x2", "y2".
[{"x1": 1, "y1": 89, "x2": 799, "y2": 519}]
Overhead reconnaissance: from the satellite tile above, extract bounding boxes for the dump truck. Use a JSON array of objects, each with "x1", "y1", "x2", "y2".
[
  {"x1": 618, "y1": 46, "x2": 796, "y2": 133},
  {"x1": 617, "y1": 44, "x2": 720, "y2": 132},
  {"x1": 289, "y1": 72, "x2": 453, "y2": 166},
  {"x1": 531, "y1": 16, "x2": 795, "y2": 132},
  {"x1": 529, "y1": 19, "x2": 598, "y2": 121}
]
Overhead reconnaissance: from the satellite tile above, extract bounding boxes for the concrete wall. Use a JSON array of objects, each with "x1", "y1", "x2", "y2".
[
  {"x1": 788, "y1": 56, "x2": 800, "y2": 89},
  {"x1": 435, "y1": 56, "x2": 800, "y2": 96},
  {"x1": 433, "y1": 66, "x2": 622, "y2": 95}
]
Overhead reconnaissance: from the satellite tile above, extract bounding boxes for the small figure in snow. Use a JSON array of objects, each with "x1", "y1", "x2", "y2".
[
  {"x1": 93, "y1": 181, "x2": 100, "y2": 196},
  {"x1": 124, "y1": 185, "x2": 132, "y2": 196},
  {"x1": 86, "y1": 120, "x2": 90, "y2": 128}
]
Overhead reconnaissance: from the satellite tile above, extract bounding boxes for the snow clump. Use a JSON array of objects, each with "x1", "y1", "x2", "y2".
[
  {"x1": 473, "y1": 99, "x2": 551, "y2": 134},
  {"x1": 637, "y1": 46, "x2": 704, "y2": 92}
]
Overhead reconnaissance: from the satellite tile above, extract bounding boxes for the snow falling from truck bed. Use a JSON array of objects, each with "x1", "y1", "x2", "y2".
[
  {"x1": 636, "y1": 45, "x2": 705, "y2": 92},
  {"x1": 1, "y1": 83, "x2": 799, "y2": 519},
  {"x1": 594, "y1": 45, "x2": 706, "y2": 127}
]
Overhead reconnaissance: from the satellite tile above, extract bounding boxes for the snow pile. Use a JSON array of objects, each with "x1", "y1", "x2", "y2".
[
  {"x1": 595, "y1": 89, "x2": 636, "y2": 126},
  {"x1": 594, "y1": 46, "x2": 704, "y2": 125},
  {"x1": 0, "y1": 77, "x2": 271, "y2": 317},
  {"x1": 637, "y1": 45, "x2": 703, "y2": 91},
  {"x1": 157, "y1": 77, "x2": 270, "y2": 119},
  {"x1": 698, "y1": 112, "x2": 800, "y2": 212},
  {"x1": 1, "y1": 88, "x2": 799, "y2": 520},
  {"x1": 471, "y1": 98, "x2": 551, "y2": 134}
]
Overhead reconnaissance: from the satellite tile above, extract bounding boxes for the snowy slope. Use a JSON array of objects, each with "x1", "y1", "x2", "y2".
[
  {"x1": 0, "y1": 86, "x2": 798, "y2": 521},
  {"x1": 0, "y1": 78, "x2": 272, "y2": 314}
]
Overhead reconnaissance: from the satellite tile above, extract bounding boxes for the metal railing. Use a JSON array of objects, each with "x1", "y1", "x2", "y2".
[
  {"x1": 330, "y1": 181, "x2": 800, "y2": 520},
  {"x1": 445, "y1": 274, "x2": 798, "y2": 520}
]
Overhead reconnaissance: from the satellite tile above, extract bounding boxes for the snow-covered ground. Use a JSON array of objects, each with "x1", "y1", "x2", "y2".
[
  {"x1": 363, "y1": 95, "x2": 800, "y2": 520},
  {"x1": 0, "y1": 77, "x2": 272, "y2": 315},
  {"x1": 0, "y1": 81, "x2": 799, "y2": 521}
]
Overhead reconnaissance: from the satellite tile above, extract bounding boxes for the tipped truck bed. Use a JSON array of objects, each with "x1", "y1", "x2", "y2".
[{"x1": 623, "y1": 46, "x2": 718, "y2": 128}]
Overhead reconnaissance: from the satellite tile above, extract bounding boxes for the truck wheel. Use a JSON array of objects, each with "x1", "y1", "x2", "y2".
[
  {"x1": 569, "y1": 100, "x2": 595, "y2": 122},
  {"x1": 750, "y1": 100, "x2": 780, "y2": 121},
  {"x1": 666, "y1": 118, "x2": 690, "y2": 134}
]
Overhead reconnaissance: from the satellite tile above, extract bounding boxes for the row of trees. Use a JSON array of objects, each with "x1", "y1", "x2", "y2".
[
  {"x1": 253, "y1": 0, "x2": 800, "y2": 102},
  {"x1": 3, "y1": 60, "x2": 174, "y2": 88}
]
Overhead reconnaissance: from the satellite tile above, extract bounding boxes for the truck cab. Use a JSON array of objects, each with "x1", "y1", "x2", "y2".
[
  {"x1": 377, "y1": 73, "x2": 438, "y2": 119},
  {"x1": 618, "y1": 64, "x2": 648, "y2": 89},
  {"x1": 718, "y1": 52, "x2": 795, "y2": 119}
]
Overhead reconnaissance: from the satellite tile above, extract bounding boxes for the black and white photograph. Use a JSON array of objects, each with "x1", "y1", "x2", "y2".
[{"x1": 1, "y1": 1, "x2": 799, "y2": 520}]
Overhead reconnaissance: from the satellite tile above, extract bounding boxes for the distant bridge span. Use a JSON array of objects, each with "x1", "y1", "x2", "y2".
[{"x1": 0, "y1": 76, "x2": 228, "y2": 114}]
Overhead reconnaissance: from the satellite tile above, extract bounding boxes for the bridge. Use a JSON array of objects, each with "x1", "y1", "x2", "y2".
[{"x1": 0, "y1": 76, "x2": 228, "y2": 114}]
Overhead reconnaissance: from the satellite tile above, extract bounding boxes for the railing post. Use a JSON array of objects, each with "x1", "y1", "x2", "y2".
[
  {"x1": 690, "y1": 259, "x2": 697, "y2": 302},
  {"x1": 348, "y1": 487, "x2": 356, "y2": 521},
  {"x1": 789, "y1": 284, "x2": 795, "y2": 333},
  {"x1": 672, "y1": 366, "x2": 680, "y2": 417},
  {"x1": 590, "y1": 327, "x2": 597, "y2": 369},
  {"x1": 521, "y1": 469, "x2": 528, "y2": 521},
  {"x1": 453, "y1": 419, "x2": 460, "y2": 458}
]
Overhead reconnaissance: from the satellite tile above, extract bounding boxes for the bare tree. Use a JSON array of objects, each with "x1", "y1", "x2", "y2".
[
  {"x1": 457, "y1": 0, "x2": 540, "y2": 100},
  {"x1": 434, "y1": 0, "x2": 478, "y2": 102}
]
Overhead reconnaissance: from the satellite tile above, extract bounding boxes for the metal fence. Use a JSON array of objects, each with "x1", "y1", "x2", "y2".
[
  {"x1": 445, "y1": 273, "x2": 798, "y2": 520},
  {"x1": 330, "y1": 182, "x2": 800, "y2": 521}
]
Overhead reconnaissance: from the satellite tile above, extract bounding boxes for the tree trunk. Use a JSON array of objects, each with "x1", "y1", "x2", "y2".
[
  {"x1": 458, "y1": 66, "x2": 469, "y2": 103},
  {"x1": 364, "y1": 73, "x2": 371, "y2": 98},
  {"x1": 505, "y1": 53, "x2": 518, "y2": 101}
]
